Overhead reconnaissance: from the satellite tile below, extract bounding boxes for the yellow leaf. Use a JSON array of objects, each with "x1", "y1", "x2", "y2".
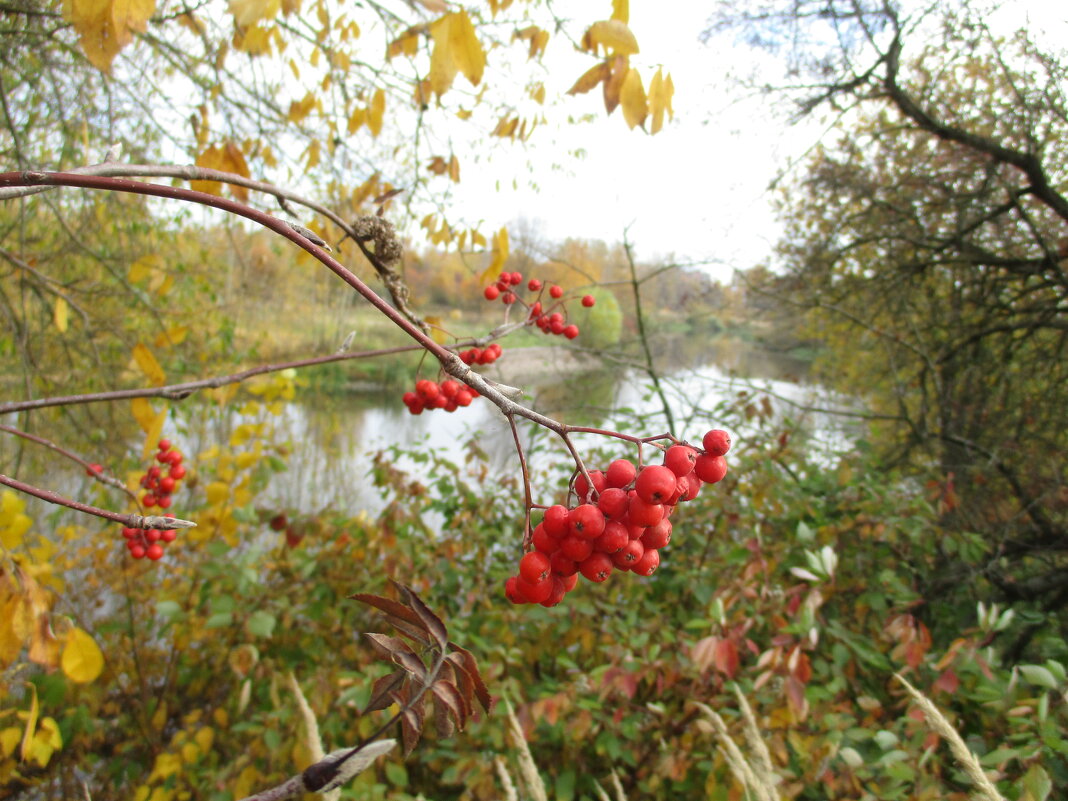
[
  {"x1": 367, "y1": 89, "x2": 385, "y2": 137},
  {"x1": 567, "y1": 61, "x2": 610, "y2": 95},
  {"x1": 53, "y1": 297, "x2": 69, "y2": 333},
  {"x1": 620, "y1": 68, "x2": 647, "y2": 129},
  {"x1": 143, "y1": 409, "x2": 167, "y2": 460},
  {"x1": 448, "y1": 154, "x2": 460, "y2": 183},
  {"x1": 0, "y1": 727, "x2": 21, "y2": 758},
  {"x1": 287, "y1": 92, "x2": 316, "y2": 124},
  {"x1": 63, "y1": 0, "x2": 155, "y2": 72},
  {"x1": 429, "y1": 11, "x2": 485, "y2": 97},
  {"x1": 61, "y1": 627, "x2": 104, "y2": 683},
  {"x1": 304, "y1": 139, "x2": 321, "y2": 170},
  {"x1": 611, "y1": 0, "x2": 628, "y2": 23},
  {"x1": 424, "y1": 315, "x2": 448, "y2": 345},
  {"x1": 191, "y1": 143, "x2": 252, "y2": 197},
  {"x1": 347, "y1": 106, "x2": 366, "y2": 134},
  {"x1": 234, "y1": 24, "x2": 273, "y2": 55},
  {"x1": 229, "y1": 0, "x2": 279, "y2": 27},
  {"x1": 0, "y1": 596, "x2": 25, "y2": 665},
  {"x1": 130, "y1": 397, "x2": 156, "y2": 433},
  {"x1": 132, "y1": 343, "x2": 166, "y2": 386},
  {"x1": 27, "y1": 616, "x2": 60, "y2": 670},
  {"x1": 206, "y1": 482, "x2": 230, "y2": 505},
  {"x1": 648, "y1": 68, "x2": 674, "y2": 134},
  {"x1": 128, "y1": 253, "x2": 162, "y2": 283},
  {"x1": 602, "y1": 55, "x2": 627, "y2": 114},
  {"x1": 154, "y1": 325, "x2": 188, "y2": 348},
  {"x1": 387, "y1": 26, "x2": 422, "y2": 59},
  {"x1": 19, "y1": 683, "x2": 38, "y2": 761},
  {"x1": 479, "y1": 227, "x2": 509, "y2": 284},
  {"x1": 581, "y1": 19, "x2": 639, "y2": 56}
]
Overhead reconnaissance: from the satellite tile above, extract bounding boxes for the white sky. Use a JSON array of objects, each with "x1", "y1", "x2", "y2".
[{"x1": 445, "y1": 0, "x2": 1068, "y2": 283}]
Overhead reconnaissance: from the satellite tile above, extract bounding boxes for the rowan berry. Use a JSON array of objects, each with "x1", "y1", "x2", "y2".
[
  {"x1": 527, "y1": 278, "x2": 542, "y2": 291},
  {"x1": 574, "y1": 470, "x2": 606, "y2": 501},
  {"x1": 641, "y1": 518, "x2": 672, "y2": 550},
  {"x1": 516, "y1": 575, "x2": 553, "y2": 604},
  {"x1": 606, "y1": 459, "x2": 636, "y2": 488},
  {"x1": 542, "y1": 505, "x2": 570, "y2": 537},
  {"x1": 597, "y1": 487, "x2": 629, "y2": 520},
  {"x1": 632, "y1": 547, "x2": 661, "y2": 576},
  {"x1": 130, "y1": 544, "x2": 146, "y2": 560},
  {"x1": 563, "y1": 324, "x2": 579, "y2": 339},
  {"x1": 158, "y1": 439, "x2": 171, "y2": 452},
  {"x1": 86, "y1": 463, "x2": 103, "y2": 477},
  {"x1": 579, "y1": 552, "x2": 613, "y2": 582},
  {"x1": 549, "y1": 285, "x2": 563, "y2": 299},
  {"x1": 509, "y1": 271, "x2": 523, "y2": 285},
  {"x1": 484, "y1": 285, "x2": 500, "y2": 301},
  {"x1": 581, "y1": 295, "x2": 595, "y2": 307},
  {"x1": 635, "y1": 464, "x2": 677, "y2": 504},
  {"x1": 532, "y1": 524, "x2": 559, "y2": 554},
  {"x1": 549, "y1": 552, "x2": 578, "y2": 576},
  {"x1": 628, "y1": 495, "x2": 665, "y2": 527},
  {"x1": 540, "y1": 576, "x2": 568, "y2": 607},
  {"x1": 161, "y1": 529, "x2": 177, "y2": 543},
  {"x1": 504, "y1": 576, "x2": 526, "y2": 604},
  {"x1": 613, "y1": 539, "x2": 645, "y2": 569},
  {"x1": 559, "y1": 535, "x2": 593, "y2": 562},
  {"x1": 593, "y1": 521, "x2": 628, "y2": 554},
  {"x1": 664, "y1": 445, "x2": 698, "y2": 477},
  {"x1": 502, "y1": 291, "x2": 517, "y2": 305},
  {"x1": 694, "y1": 454, "x2": 728, "y2": 484},
  {"x1": 702, "y1": 429, "x2": 732, "y2": 457},
  {"x1": 568, "y1": 504, "x2": 606, "y2": 540}
]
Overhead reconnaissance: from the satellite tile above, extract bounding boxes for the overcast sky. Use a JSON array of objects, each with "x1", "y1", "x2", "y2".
[{"x1": 445, "y1": 0, "x2": 1067, "y2": 283}]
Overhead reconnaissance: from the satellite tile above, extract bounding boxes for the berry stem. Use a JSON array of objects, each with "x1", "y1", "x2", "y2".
[
  {"x1": 0, "y1": 473, "x2": 195, "y2": 530},
  {"x1": 505, "y1": 413, "x2": 535, "y2": 548}
]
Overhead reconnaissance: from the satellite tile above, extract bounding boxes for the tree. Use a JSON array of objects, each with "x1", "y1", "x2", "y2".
[{"x1": 711, "y1": 0, "x2": 1068, "y2": 653}]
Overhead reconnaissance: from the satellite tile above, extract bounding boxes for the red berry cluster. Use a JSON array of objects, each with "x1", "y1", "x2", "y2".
[
  {"x1": 504, "y1": 429, "x2": 732, "y2": 607},
  {"x1": 121, "y1": 439, "x2": 187, "y2": 560},
  {"x1": 457, "y1": 342, "x2": 502, "y2": 366},
  {"x1": 483, "y1": 271, "x2": 594, "y2": 341},
  {"x1": 402, "y1": 378, "x2": 480, "y2": 415}
]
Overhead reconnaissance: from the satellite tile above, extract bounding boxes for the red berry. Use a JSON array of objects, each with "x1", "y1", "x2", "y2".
[
  {"x1": 528, "y1": 301, "x2": 542, "y2": 318},
  {"x1": 270, "y1": 514, "x2": 288, "y2": 531},
  {"x1": 156, "y1": 496, "x2": 172, "y2": 509},
  {"x1": 574, "y1": 470, "x2": 606, "y2": 501},
  {"x1": 581, "y1": 294, "x2": 595, "y2": 307},
  {"x1": 156, "y1": 451, "x2": 170, "y2": 464},
  {"x1": 509, "y1": 271, "x2": 523, "y2": 285},
  {"x1": 502, "y1": 291, "x2": 517, "y2": 305},
  {"x1": 145, "y1": 529, "x2": 161, "y2": 543},
  {"x1": 540, "y1": 576, "x2": 568, "y2": 608},
  {"x1": 504, "y1": 576, "x2": 527, "y2": 604},
  {"x1": 606, "y1": 459, "x2": 636, "y2": 488},
  {"x1": 568, "y1": 504, "x2": 606, "y2": 540},
  {"x1": 121, "y1": 527, "x2": 138, "y2": 539},
  {"x1": 550, "y1": 552, "x2": 578, "y2": 576},
  {"x1": 148, "y1": 466, "x2": 162, "y2": 479},
  {"x1": 519, "y1": 551, "x2": 552, "y2": 584},
  {"x1": 635, "y1": 465, "x2": 677, "y2": 504},
  {"x1": 85, "y1": 463, "x2": 103, "y2": 477},
  {"x1": 516, "y1": 575, "x2": 553, "y2": 604},
  {"x1": 415, "y1": 379, "x2": 440, "y2": 401},
  {"x1": 549, "y1": 285, "x2": 563, "y2": 299},
  {"x1": 559, "y1": 535, "x2": 593, "y2": 562},
  {"x1": 484, "y1": 285, "x2": 500, "y2": 301},
  {"x1": 641, "y1": 518, "x2": 672, "y2": 550},
  {"x1": 130, "y1": 545, "x2": 147, "y2": 559},
  {"x1": 532, "y1": 524, "x2": 559, "y2": 554},
  {"x1": 440, "y1": 380, "x2": 459, "y2": 398},
  {"x1": 563, "y1": 324, "x2": 579, "y2": 339},
  {"x1": 593, "y1": 521, "x2": 628, "y2": 554},
  {"x1": 407, "y1": 400, "x2": 425, "y2": 415},
  {"x1": 143, "y1": 494, "x2": 157, "y2": 507},
  {"x1": 597, "y1": 487, "x2": 629, "y2": 520},
  {"x1": 613, "y1": 539, "x2": 645, "y2": 569},
  {"x1": 628, "y1": 495, "x2": 665, "y2": 527},
  {"x1": 549, "y1": 319, "x2": 565, "y2": 335},
  {"x1": 455, "y1": 390, "x2": 473, "y2": 407},
  {"x1": 543, "y1": 505, "x2": 570, "y2": 537},
  {"x1": 170, "y1": 464, "x2": 187, "y2": 480},
  {"x1": 702, "y1": 429, "x2": 732, "y2": 457},
  {"x1": 161, "y1": 529, "x2": 177, "y2": 543},
  {"x1": 402, "y1": 391, "x2": 418, "y2": 406},
  {"x1": 159, "y1": 476, "x2": 176, "y2": 494},
  {"x1": 632, "y1": 547, "x2": 660, "y2": 576},
  {"x1": 158, "y1": 439, "x2": 171, "y2": 452},
  {"x1": 527, "y1": 278, "x2": 542, "y2": 291},
  {"x1": 664, "y1": 445, "x2": 698, "y2": 477},
  {"x1": 579, "y1": 552, "x2": 613, "y2": 583},
  {"x1": 166, "y1": 451, "x2": 183, "y2": 466},
  {"x1": 694, "y1": 454, "x2": 728, "y2": 484}
]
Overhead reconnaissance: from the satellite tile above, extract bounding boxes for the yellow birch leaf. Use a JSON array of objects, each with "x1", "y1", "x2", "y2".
[
  {"x1": 19, "y1": 683, "x2": 38, "y2": 761},
  {"x1": 567, "y1": 61, "x2": 610, "y2": 95},
  {"x1": 648, "y1": 68, "x2": 674, "y2": 134},
  {"x1": 206, "y1": 482, "x2": 229, "y2": 505},
  {"x1": 130, "y1": 397, "x2": 156, "y2": 433},
  {"x1": 64, "y1": 0, "x2": 155, "y2": 72},
  {"x1": 0, "y1": 727, "x2": 20, "y2": 758},
  {"x1": 603, "y1": 55, "x2": 627, "y2": 114},
  {"x1": 191, "y1": 146, "x2": 225, "y2": 195},
  {"x1": 0, "y1": 595, "x2": 25, "y2": 666},
  {"x1": 27, "y1": 616, "x2": 61, "y2": 670},
  {"x1": 287, "y1": 92, "x2": 316, "y2": 124},
  {"x1": 347, "y1": 106, "x2": 366, "y2": 134},
  {"x1": 611, "y1": 0, "x2": 628, "y2": 23},
  {"x1": 305, "y1": 139, "x2": 321, "y2": 170},
  {"x1": 235, "y1": 24, "x2": 272, "y2": 55},
  {"x1": 581, "y1": 20, "x2": 639, "y2": 56},
  {"x1": 132, "y1": 343, "x2": 166, "y2": 386},
  {"x1": 367, "y1": 89, "x2": 385, "y2": 137},
  {"x1": 61, "y1": 628, "x2": 104, "y2": 684},
  {"x1": 387, "y1": 26, "x2": 422, "y2": 59},
  {"x1": 620, "y1": 68, "x2": 647, "y2": 129},
  {"x1": 448, "y1": 154, "x2": 460, "y2": 183},
  {"x1": 429, "y1": 11, "x2": 485, "y2": 96},
  {"x1": 128, "y1": 253, "x2": 161, "y2": 283},
  {"x1": 424, "y1": 315, "x2": 448, "y2": 345},
  {"x1": 154, "y1": 325, "x2": 188, "y2": 348},
  {"x1": 53, "y1": 297, "x2": 69, "y2": 333},
  {"x1": 479, "y1": 227, "x2": 509, "y2": 284},
  {"x1": 471, "y1": 229, "x2": 486, "y2": 248},
  {"x1": 229, "y1": 0, "x2": 279, "y2": 28},
  {"x1": 143, "y1": 409, "x2": 166, "y2": 460}
]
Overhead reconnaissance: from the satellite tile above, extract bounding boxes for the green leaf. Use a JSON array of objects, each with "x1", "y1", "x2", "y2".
[
  {"x1": 246, "y1": 611, "x2": 276, "y2": 638},
  {"x1": 384, "y1": 760, "x2": 408, "y2": 787},
  {"x1": 155, "y1": 600, "x2": 182, "y2": 620},
  {"x1": 1019, "y1": 664, "x2": 1059, "y2": 689},
  {"x1": 1021, "y1": 764, "x2": 1052, "y2": 801},
  {"x1": 205, "y1": 612, "x2": 233, "y2": 628}
]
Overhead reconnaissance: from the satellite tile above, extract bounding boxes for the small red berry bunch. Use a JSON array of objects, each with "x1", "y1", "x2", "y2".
[
  {"x1": 504, "y1": 429, "x2": 732, "y2": 607},
  {"x1": 457, "y1": 342, "x2": 503, "y2": 366},
  {"x1": 483, "y1": 271, "x2": 595, "y2": 341},
  {"x1": 402, "y1": 378, "x2": 480, "y2": 415},
  {"x1": 121, "y1": 438, "x2": 187, "y2": 560}
]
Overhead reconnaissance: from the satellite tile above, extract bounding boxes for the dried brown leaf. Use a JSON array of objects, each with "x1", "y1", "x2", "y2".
[
  {"x1": 431, "y1": 679, "x2": 468, "y2": 730},
  {"x1": 395, "y1": 583, "x2": 449, "y2": 651},
  {"x1": 447, "y1": 644, "x2": 493, "y2": 713},
  {"x1": 364, "y1": 670, "x2": 408, "y2": 714},
  {"x1": 350, "y1": 593, "x2": 431, "y2": 645}
]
